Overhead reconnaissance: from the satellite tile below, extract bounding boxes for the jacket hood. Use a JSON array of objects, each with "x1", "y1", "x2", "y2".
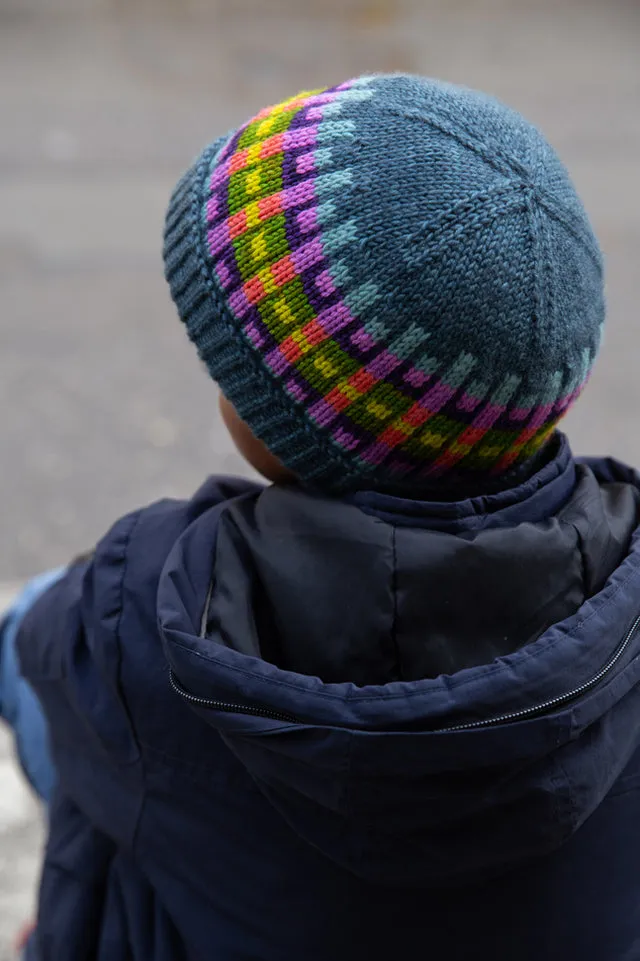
[{"x1": 158, "y1": 438, "x2": 640, "y2": 887}]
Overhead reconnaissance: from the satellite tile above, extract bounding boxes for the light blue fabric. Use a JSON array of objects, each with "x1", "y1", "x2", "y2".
[{"x1": 0, "y1": 569, "x2": 65, "y2": 803}]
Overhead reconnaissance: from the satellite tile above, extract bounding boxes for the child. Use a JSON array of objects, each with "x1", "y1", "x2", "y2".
[{"x1": 3, "y1": 73, "x2": 640, "y2": 961}]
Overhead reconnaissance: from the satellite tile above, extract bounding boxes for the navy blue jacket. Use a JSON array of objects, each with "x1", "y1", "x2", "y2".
[{"x1": 18, "y1": 434, "x2": 640, "y2": 960}]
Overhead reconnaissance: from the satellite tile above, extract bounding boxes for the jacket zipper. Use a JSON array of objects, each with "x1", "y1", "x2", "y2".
[
  {"x1": 440, "y1": 612, "x2": 640, "y2": 733},
  {"x1": 169, "y1": 668, "x2": 297, "y2": 723},
  {"x1": 169, "y1": 613, "x2": 640, "y2": 731}
]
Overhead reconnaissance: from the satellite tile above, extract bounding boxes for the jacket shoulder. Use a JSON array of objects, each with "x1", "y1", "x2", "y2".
[
  {"x1": 18, "y1": 474, "x2": 261, "y2": 719},
  {"x1": 92, "y1": 475, "x2": 264, "y2": 749},
  {"x1": 92, "y1": 474, "x2": 263, "y2": 634}
]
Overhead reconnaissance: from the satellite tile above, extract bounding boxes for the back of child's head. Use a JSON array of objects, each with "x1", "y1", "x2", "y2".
[{"x1": 164, "y1": 73, "x2": 604, "y2": 495}]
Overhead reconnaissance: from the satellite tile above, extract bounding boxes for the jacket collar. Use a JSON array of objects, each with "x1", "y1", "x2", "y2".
[{"x1": 347, "y1": 432, "x2": 575, "y2": 533}]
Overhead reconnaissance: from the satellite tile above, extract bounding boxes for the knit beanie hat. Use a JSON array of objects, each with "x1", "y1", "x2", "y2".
[{"x1": 164, "y1": 74, "x2": 604, "y2": 494}]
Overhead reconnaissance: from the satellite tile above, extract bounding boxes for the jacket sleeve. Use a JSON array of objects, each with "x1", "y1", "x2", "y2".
[{"x1": 16, "y1": 509, "x2": 145, "y2": 850}]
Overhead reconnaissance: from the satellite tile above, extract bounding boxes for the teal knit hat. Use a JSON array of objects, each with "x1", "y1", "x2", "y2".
[{"x1": 164, "y1": 74, "x2": 604, "y2": 493}]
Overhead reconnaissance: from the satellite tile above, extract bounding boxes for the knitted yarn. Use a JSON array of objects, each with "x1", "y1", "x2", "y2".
[{"x1": 164, "y1": 74, "x2": 604, "y2": 493}]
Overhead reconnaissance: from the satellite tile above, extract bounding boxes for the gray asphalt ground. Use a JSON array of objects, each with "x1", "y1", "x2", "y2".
[{"x1": 1, "y1": 0, "x2": 639, "y2": 954}]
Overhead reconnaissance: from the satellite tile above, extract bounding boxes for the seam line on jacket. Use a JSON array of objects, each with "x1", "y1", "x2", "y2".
[{"x1": 391, "y1": 526, "x2": 402, "y2": 681}]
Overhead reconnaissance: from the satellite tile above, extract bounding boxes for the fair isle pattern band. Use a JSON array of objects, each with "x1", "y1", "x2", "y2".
[{"x1": 200, "y1": 80, "x2": 591, "y2": 482}]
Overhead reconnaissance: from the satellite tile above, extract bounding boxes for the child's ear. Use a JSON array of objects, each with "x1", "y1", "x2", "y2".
[{"x1": 219, "y1": 394, "x2": 295, "y2": 485}]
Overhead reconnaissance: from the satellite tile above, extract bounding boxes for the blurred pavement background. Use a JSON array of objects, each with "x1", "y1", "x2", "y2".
[{"x1": 1, "y1": 0, "x2": 639, "y2": 954}]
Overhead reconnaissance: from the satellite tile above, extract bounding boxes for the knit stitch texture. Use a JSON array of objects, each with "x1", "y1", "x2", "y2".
[{"x1": 163, "y1": 74, "x2": 604, "y2": 493}]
